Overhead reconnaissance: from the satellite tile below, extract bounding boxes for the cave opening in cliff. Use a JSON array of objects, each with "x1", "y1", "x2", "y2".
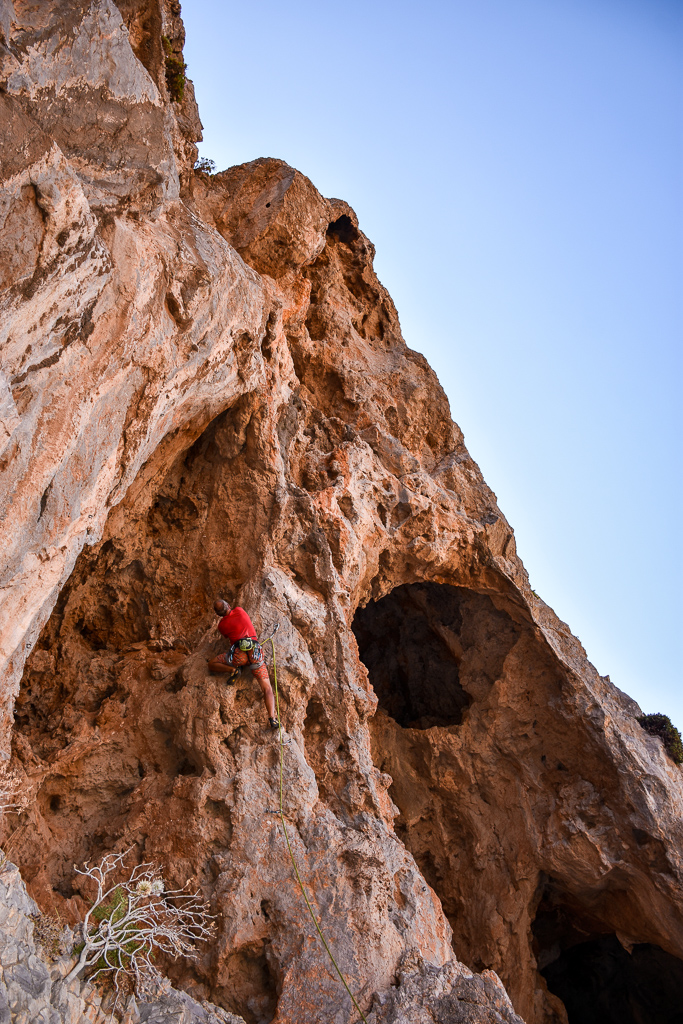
[
  {"x1": 352, "y1": 582, "x2": 472, "y2": 728},
  {"x1": 326, "y1": 214, "x2": 358, "y2": 246},
  {"x1": 532, "y1": 879, "x2": 683, "y2": 1024}
]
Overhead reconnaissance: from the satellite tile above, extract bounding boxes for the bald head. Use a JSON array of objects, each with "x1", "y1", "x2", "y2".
[{"x1": 214, "y1": 599, "x2": 229, "y2": 616}]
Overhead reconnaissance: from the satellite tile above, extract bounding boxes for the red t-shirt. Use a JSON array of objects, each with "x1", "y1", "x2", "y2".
[{"x1": 218, "y1": 607, "x2": 257, "y2": 643}]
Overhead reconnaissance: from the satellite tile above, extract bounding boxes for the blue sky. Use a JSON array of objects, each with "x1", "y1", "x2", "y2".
[{"x1": 183, "y1": 0, "x2": 682, "y2": 726}]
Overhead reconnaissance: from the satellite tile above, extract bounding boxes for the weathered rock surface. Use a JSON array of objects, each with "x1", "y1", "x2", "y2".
[
  {"x1": 2, "y1": 4, "x2": 683, "y2": 1024},
  {"x1": 0, "y1": 0, "x2": 263, "y2": 752},
  {"x1": 365, "y1": 951, "x2": 524, "y2": 1024}
]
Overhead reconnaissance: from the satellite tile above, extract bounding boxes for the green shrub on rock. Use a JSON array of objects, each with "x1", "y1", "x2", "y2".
[
  {"x1": 194, "y1": 157, "x2": 216, "y2": 175},
  {"x1": 162, "y1": 35, "x2": 186, "y2": 102},
  {"x1": 637, "y1": 713, "x2": 683, "y2": 764}
]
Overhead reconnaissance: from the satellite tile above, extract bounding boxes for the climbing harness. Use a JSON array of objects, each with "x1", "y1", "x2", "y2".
[
  {"x1": 265, "y1": 626, "x2": 369, "y2": 1024},
  {"x1": 223, "y1": 636, "x2": 265, "y2": 679},
  {"x1": 231, "y1": 637, "x2": 263, "y2": 662}
]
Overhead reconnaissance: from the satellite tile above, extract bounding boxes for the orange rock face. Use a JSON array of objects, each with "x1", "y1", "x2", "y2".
[{"x1": 2, "y1": 5, "x2": 683, "y2": 1024}]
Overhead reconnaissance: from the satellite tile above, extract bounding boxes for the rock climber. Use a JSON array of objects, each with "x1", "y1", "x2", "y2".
[{"x1": 208, "y1": 598, "x2": 279, "y2": 730}]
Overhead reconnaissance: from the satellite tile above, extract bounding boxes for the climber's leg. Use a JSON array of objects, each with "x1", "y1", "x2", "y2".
[{"x1": 251, "y1": 663, "x2": 277, "y2": 724}]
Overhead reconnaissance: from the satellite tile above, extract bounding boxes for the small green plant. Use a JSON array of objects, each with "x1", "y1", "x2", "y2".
[
  {"x1": 194, "y1": 157, "x2": 216, "y2": 175},
  {"x1": 637, "y1": 713, "x2": 683, "y2": 765},
  {"x1": 65, "y1": 849, "x2": 215, "y2": 992},
  {"x1": 162, "y1": 35, "x2": 186, "y2": 102}
]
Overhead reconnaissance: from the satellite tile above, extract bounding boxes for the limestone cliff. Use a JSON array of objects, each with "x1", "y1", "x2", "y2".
[{"x1": 1, "y1": 4, "x2": 682, "y2": 1024}]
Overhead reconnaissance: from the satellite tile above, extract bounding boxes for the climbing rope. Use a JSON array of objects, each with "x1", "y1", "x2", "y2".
[{"x1": 267, "y1": 634, "x2": 369, "y2": 1024}]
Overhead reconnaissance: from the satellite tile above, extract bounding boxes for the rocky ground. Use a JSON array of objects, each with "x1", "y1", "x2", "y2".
[{"x1": 1, "y1": 2, "x2": 683, "y2": 1023}]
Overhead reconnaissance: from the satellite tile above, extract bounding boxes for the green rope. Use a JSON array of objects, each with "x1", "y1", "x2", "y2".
[{"x1": 268, "y1": 638, "x2": 369, "y2": 1024}]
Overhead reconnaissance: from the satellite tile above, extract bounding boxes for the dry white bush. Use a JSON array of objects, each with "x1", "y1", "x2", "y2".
[
  {"x1": 0, "y1": 767, "x2": 28, "y2": 862},
  {"x1": 0, "y1": 768, "x2": 21, "y2": 816},
  {"x1": 65, "y1": 849, "x2": 215, "y2": 991}
]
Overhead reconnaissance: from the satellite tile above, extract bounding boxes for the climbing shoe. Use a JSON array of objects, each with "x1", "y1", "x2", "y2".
[
  {"x1": 224, "y1": 669, "x2": 238, "y2": 685},
  {"x1": 268, "y1": 717, "x2": 279, "y2": 730}
]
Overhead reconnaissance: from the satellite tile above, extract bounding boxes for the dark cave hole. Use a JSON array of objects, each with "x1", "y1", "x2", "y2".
[
  {"x1": 222, "y1": 941, "x2": 279, "y2": 1024},
  {"x1": 166, "y1": 667, "x2": 187, "y2": 693},
  {"x1": 55, "y1": 878, "x2": 74, "y2": 899},
  {"x1": 545, "y1": 937, "x2": 683, "y2": 1024},
  {"x1": 533, "y1": 879, "x2": 683, "y2": 1024},
  {"x1": 76, "y1": 614, "x2": 112, "y2": 651},
  {"x1": 352, "y1": 582, "x2": 471, "y2": 729},
  {"x1": 39, "y1": 482, "x2": 51, "y2": 519},
  {"x1": 303, "y1": 697, "x2": 327, "y2": 737},
  {"x1": 327, "y1": 214, "x2": 358, "y2": 246},
  {"x1": 49, "y1": 795, "x2": 62, "y2": 813}
]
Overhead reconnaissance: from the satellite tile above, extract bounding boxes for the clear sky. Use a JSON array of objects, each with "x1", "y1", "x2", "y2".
[{"x1": 182, "y1": 0, "x2": 682, "y2": 727}]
